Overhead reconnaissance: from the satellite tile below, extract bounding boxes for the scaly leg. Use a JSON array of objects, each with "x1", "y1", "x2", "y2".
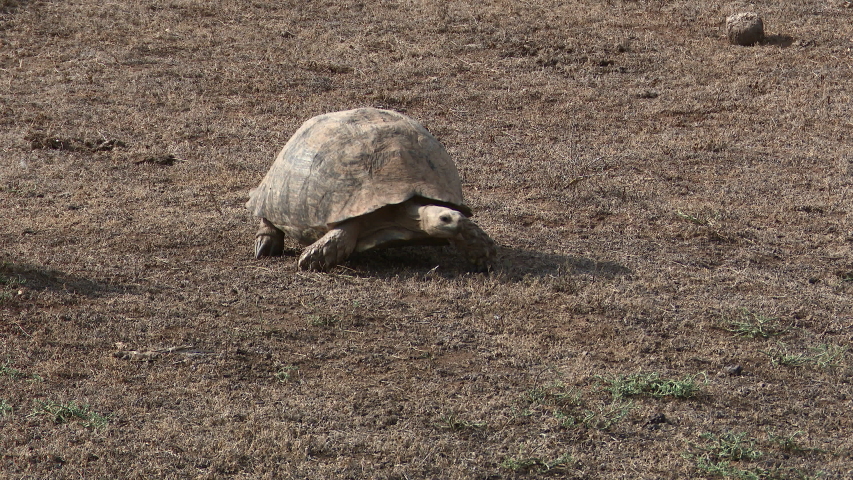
[
  {"x1": 254, "y1": 218, "x2": 285, "y2": 258},
  {"x1": 449, "y1": 218, "x2": 497, "y2": 271},
  {"x1": 297, "y1": 221, "x2": 360, "y2": 271}
]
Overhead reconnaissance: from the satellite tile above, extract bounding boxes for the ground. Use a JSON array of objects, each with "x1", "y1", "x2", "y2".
[{"x1": 1, "y1": 0, "x2": 852, "y2": 478}]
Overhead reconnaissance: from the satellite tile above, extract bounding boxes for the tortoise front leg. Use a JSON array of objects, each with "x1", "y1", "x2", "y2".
[
  {"x1": 254, "y1": 218, "x2": 285, "y2": 258},
  {"x1": 298, "y1": 221, "x2": 360, "y2": 271},
  {"x1": 449, "y1": 218, "x2": 497, "y2": 271}
]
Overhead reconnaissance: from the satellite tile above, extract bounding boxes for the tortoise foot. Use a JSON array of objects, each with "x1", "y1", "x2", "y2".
[
  {"x1": 254, "y1": 219, "x2": 285, "y2": 258},
  {"x1": 297, "y1": 224, "x2": 359, "y2": 271},
  {"x1": 298, "y1": 222, "x2": 358, "y2": 271},
  {"x1": 451, "y1": 218, "x2": 497, "y2": 271}
]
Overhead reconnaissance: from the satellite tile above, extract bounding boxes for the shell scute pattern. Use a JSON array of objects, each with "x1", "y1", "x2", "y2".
[
  {"x1": 247, "y1": 108, "x2": 465, "y2": 230},
  {"x1": 247, "y1": 107, "x2": 494, "y2": 270}
]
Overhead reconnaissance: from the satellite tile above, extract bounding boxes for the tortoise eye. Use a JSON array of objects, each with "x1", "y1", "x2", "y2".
[{"x1": 440, "y1": 214, "x2": 452, "y2": 223}]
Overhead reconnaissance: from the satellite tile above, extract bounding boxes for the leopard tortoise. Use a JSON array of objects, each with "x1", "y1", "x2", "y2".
[{"x1": 246, "y1": 107, "x2": 496, "y2": 271}]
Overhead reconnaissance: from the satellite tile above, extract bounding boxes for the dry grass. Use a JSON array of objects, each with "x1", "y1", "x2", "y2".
[{"x1": 2, "y1": 0, "x2": 852, "y2": 478}]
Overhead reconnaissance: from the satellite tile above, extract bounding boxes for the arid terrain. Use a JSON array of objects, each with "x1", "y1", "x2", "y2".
[{"x1": 1, "y1": 0, "x2": 852, "y2": 478}]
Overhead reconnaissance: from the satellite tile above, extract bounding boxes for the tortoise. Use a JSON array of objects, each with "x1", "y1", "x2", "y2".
[{"x1": 246, "y1": 107, "x2": 496, "y2": 271}]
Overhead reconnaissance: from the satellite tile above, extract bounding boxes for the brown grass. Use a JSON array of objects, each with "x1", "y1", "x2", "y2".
[{"x1": 2, "y1": 0, "x2": 852, "y2": 478}]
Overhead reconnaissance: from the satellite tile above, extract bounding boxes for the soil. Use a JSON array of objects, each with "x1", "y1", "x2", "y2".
[{"x1": 1, "y1": 0, "x2": 852, "y2": 478}]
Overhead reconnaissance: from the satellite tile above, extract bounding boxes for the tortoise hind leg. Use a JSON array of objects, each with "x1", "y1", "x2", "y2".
[
  {"x1": 449, "y1": 218, "x2": 497, "y2": 271},
  {"x1": 298, "y1": 221, "x2": 360, "y2": 271},
  {"x1": 254, "y1": 218, "x2": 285, "y2": 258}
]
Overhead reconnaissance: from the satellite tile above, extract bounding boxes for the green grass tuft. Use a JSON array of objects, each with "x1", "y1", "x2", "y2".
[
  {"x1": 809, "y1": 344, "x2": 848, "y2": 369},
  {"x1": 274, "y1": 365, "x2": 299, "y2": 383},
  {"x1": 577, "y1": 401, "x2": 634, "y2": 430},
  {"x1": 436, "y1": 411, "x2": 487, "y2": 431},
  {"x1": 500, "y1": 451, "x2": 574, "y2": 473},
  {"x1": 0, "y1": 271, "x2": 26, "y2": 305},
  {"x1": 0, "y1": 360, "x2": 42, "y2": 382},
  {"x1": 699, "y1": 432, "x2": 763, "y2": 462},
  {"x1": 599, "y1": 372, "x2": 706, "y2": 399},
  {"x1": 726, "y1": 311, "x2": 786, "y2": 339},
  {"x1": 676, "y1": 210, "x2": 710, "y2": 226},
  {"x1": 29, "y1": 400, "x2": 109, "y2": 429},
  {"x1": 762, "y1": 343, "x2": 848, "y2": 370},
  {"x1": 306, "y1": 314, "x2": 341, "y2": 327},
  {"x1": 0, "y1": 399, "x2": 12, "y2": 416}
]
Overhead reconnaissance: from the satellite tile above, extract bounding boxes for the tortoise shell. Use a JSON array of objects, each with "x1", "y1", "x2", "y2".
[{"x1": 246, "y1": 108, "x2": 471, "y2": 237}]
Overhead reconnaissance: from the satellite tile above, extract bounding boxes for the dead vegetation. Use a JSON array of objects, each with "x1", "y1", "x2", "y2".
[{"x1": 1, "y1": 0, "x2": 852, "y2": 478}]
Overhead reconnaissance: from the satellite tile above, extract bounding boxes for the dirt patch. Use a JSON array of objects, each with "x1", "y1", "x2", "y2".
[{"x1": 1, "y1": 0, "x2": 852, "y2": 478}]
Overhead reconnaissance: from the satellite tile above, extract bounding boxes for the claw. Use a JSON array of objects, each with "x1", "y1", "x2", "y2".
[
  {"x1": 254, "y1": 234, "x2": 283, "y2": 258},
  {"x1": 254, "y1": 219, "x2": 285, "y2": 258},
  {"x1": 296, "y1": 223, "x2": 359, "y2": 271}
]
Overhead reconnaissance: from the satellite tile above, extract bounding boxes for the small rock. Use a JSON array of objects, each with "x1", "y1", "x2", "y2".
[
  {"x1": 724, "y1": 364, "x2": 743, "y2": 376},
  {"x1": 648, "y1": 413, "x2": 667, "y2": 424},
  {"x1": 726, "y1": 13, "x2": 764, "y2": 46}
]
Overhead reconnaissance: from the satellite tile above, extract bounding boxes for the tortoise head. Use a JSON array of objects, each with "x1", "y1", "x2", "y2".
[{"x1": 411, "y1": 204, "x2": 466, "y2": 238}]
